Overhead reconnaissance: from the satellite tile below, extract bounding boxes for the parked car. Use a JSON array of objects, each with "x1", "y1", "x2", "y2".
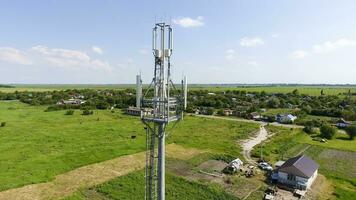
[
  {"x1": 264, "y1": 186, "x2": 277, "y2": 200},
  {"x1": 259, "y1": 162, "x2": 273, "y2": 171}
]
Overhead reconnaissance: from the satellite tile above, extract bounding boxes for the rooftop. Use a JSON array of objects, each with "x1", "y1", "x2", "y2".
[{"x1": 278, "y1": 155, "x2": 319, "y2": 178}]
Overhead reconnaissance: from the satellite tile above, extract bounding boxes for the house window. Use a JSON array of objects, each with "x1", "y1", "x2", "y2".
[{"x1": 287, "y1": 174, "x2": 296, "y2": 181}]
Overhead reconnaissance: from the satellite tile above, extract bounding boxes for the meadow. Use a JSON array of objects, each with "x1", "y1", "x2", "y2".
[
  {"x1": 0, "y1": 101, "x2": 258, "y2": 192},
  {"x1": 2, "y1": 84, "x2": 356, "y2": 97},
  {"x1": 65, "y1": 170, "x2": 237, "y2": 200}
]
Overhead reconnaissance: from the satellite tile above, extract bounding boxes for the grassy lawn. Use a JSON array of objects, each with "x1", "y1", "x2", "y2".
[
  {"x1": 169, "y1": 115, "x2": 259, "y2": 157},
  {"x1": 252, "y1": 126, "x2": 356, "y2": 199},
  {"x1": 0, "y1": 101, "x2": 146, "y2": 191},
  {"x1": 0, "y1": 101, "x2": 258, "y2": 191},
  {"x1": 64, "y1": 170, "x2": 238, "y2": 200}
]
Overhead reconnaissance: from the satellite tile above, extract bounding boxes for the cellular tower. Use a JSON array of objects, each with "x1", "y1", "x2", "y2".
[{"x1": 140, "y1": 22, "x2": 187, "y2": 200}]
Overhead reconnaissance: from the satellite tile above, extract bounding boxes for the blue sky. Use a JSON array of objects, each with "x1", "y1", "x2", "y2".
[{"x1": 1, "y1": 0, "x2": 356, "y2": 84}]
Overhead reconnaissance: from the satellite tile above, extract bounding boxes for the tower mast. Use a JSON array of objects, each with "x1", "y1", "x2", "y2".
[{"x1": 140, "y1": 22, "x2": 185, "y2": 200}]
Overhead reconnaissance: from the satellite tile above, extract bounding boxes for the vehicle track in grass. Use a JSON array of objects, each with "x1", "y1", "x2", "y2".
[
  {"x1": 0, "y1": 144, "x2": 206, "y2": 200},
  {"x1": 241, "y1": 125, "x2": 269, "y2": 164}
]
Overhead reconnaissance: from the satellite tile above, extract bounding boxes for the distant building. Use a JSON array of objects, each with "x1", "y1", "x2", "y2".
[
  {"x1": 224, "y1": 158, "x2": 243, "y2": 173},
  {"x1": 274, "y1": 160, "x2": 285, "y2": 169},
  {"x1": 125, "y1": 107, "x2": 141, "y2": 116},
  {"x1": 275, "y1": 114, "x2": 297, "y2": 124},
  {"x1": 223, "y1": 109, "x2": 233, "y2": 116},
  {"x1": 125, "y1": 107, "x2": 152, "y2": 116},
  {"x1": 233, "y1": 106, "x2": 249, "y2": 117},
  {"x1": 336, "y1": 118, "x2": 351, "y2": 128},
  {"x1": 249, "y1": 112, "x2": 261, "y2": 120},
  {"x1": 57, "y1": 99, "x2": 85, "y2": 105},
  {"x1": 277, "y1": 155, "x2": 318, "y2": 190},
  {"x1": 207, "y1": 92, "x2": 216, "y2": 95}
]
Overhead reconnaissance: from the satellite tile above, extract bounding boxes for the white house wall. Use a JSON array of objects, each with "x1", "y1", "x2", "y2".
[{"x1": 278, "y1": 170, "x2": 318, "y2": 190}]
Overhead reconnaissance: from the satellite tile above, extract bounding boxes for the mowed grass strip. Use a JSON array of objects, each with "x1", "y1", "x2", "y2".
[
  {"x1": 64, "y1": 170, "x2": 238, "y2": 200},
  {"x1": 0, "y1": 101, "x2": 259, "y2": 191}
]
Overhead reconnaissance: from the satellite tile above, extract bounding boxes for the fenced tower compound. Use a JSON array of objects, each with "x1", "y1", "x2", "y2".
[{"x1": 140, "y1": 22, "x2": 186, "y2": 200}]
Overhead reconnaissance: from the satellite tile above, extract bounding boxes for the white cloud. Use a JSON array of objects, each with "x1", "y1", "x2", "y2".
[
  {"x1": 92, "y1": 46, "x2": 103, "y2": 55},
  {"x1": 30, "y1": 45, "x2": 111, "y2": 71},
  {"x1": 247, "y1": 61, "x2": 259, "y2": 67},
  {"x1": 173, "y1": 16, "x2": 204, "y2": 28},
  {"x1": 0, "y1": 47, "x2": 32, "y2": 65},
  {"x1": 271, "y1": 33, "x2": 279, "y2": 38},
  {"x1": 313, "y1": 38, "x2": 356, "y2": 53},
  {"x1": 139, "y1": 48, "x2": 149, "y2": 55},
  {"x1": 225, "y1": 49, "x2": 236, "y2": 61},
  {"x1": 290, "y1": 50, "x2": 308, "y2": 59},
  {"x1": 240, "y1": 37, "x2": 264, "y2": 47}
]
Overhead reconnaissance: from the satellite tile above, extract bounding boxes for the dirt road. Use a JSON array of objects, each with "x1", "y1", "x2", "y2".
[
  {"x1": 193, "y1": 114, "x2": 303, "y2": 129},
  {"x1": 241, "y1": 124, "x2": 269, "y2": 164},
  {"x1": 0, "y1": 144, "x2": 206, "y2": 200}
]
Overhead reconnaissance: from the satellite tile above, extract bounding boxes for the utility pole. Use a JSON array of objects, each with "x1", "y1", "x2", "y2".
[{"x1": 140, "y1": 22, "x2": 186, "y2": 200}]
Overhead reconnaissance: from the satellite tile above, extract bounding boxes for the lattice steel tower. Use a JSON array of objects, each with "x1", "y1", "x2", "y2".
[{"x1": 140, "y1": 23, "x2": 186, "y2": 200}]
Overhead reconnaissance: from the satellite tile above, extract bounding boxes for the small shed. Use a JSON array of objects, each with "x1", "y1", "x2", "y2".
[
  {"x1": 275, "y1": 161, "x2": 285, "y2": 169},
  {"x1": 224, "y1": 158, "x2": 244, "y2": 174}
]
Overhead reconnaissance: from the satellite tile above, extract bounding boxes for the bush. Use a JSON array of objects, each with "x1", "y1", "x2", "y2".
[
  {"x1": 346, "y1": 126, "x2": 356, "y2": 140},
  {"x1": 320, "y1": 124, "x2": 336, "y2": 139},
  {"x1": 82, "y1": 109, "x2": 93, "y2": 115},
  {"x1": 217, "y1": 109, "x2": 225, "y2": 116},
  {"x1": 65, "y1": 110, "x2": 75, "y2": 115},
  {"x1": 0, "y1": 122, "x2": 6, "y2": 127},
  {"x1": 303, "y1": 126, "x2": 315, "y2": 134}
]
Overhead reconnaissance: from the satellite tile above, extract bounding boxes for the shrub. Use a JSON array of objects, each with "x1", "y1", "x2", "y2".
[
  {"x1": 320, "y1": 124, "x2": 336, "y2": 139},
  {"x1": 65, "y1": 110, "x2": 75, "y2": 115},
  {"x1": 0, "y1": 122, "x2": 6, "y2": 127},
  {"x1": 346, "y1": 126, "x2": 356, "y2": 140},
  {"x1": 82, "y1": 109, "x2": 93, "y2": 115},
  {"x1": 217, "y1": 109, "x2": 225, "y2": 116},
  {"x1": 303, "y1": 126, "x2": 315, "y2": 134}
]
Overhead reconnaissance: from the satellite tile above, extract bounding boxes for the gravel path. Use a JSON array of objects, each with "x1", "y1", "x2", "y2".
[{"x1": 241, "y1": 124, "x2": 269, "y2": 164}]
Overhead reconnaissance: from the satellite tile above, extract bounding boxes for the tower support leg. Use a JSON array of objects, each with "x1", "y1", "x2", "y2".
[{"x1": 157, "y1": 124, "x2": 165, "y2": 200}]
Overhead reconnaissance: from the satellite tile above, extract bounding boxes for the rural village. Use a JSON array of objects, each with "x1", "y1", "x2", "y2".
[{"x1": 1, "y1": 1, "x2": 356, "y2": 200}]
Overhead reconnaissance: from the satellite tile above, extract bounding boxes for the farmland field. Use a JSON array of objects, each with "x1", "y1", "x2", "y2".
[
  {"x1": 189, "y1": 85, "x2": 356, "y2": 96},
  {"x1": 0, "y1": 101, "x2": 258, "y2": 192},
  {"x1": 2, "y1": 84, "x2": 356, "y2": 96}
]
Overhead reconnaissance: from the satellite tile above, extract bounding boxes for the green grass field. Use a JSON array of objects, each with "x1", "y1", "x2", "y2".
[
  {"x1": 0, "y1": 101, "x2": 258, "y2": 192},
  {"x1": 65, "y1": 170, "x2": 238, "y2": 200},
  {"x1": 2, "y1": 84, "x2": 356, "y2": 96}
]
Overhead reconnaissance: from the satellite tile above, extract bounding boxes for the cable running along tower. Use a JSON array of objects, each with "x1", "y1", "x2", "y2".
[{"x1": 140, "y1": 23, "x2": 186, "y2": 200}]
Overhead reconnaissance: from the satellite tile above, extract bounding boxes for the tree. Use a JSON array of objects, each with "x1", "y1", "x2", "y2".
[
  {"x1": 217, "y1": 109, "x2": 225, "y2": 116},
  {"x1": 267, "y1": 98, "x2": 280, "y2": 108},
  {"x1": 346, "y1": 126, "x2": 356, "y2": 140},
  {"x1": 292, "y1": 89, "x2": 299, "y2": 95},
  {"x1": 303, "y1": 126, "x2": 315, "y2": 134},
  {"x1": 82, "y1": 109, "x2": 93, "y2": 115},
  {"x1": 320, "y1": 124, "x2": 336, "y2": 139},
  {"x1": 206, "y1": 107, "x2": 214, "y2": 115}
]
